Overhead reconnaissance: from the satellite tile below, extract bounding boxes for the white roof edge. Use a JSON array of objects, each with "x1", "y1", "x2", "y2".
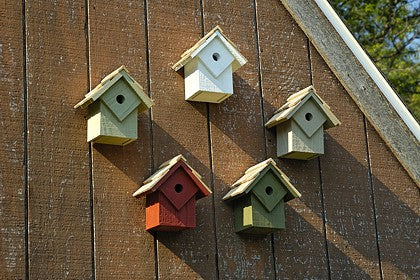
[{"x1": 314, "y1": 0, "x2": 420, "y2": 141}]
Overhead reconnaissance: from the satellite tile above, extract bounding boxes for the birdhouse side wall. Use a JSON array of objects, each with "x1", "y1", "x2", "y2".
[
  {"x1": 145, "y1": 192, "x2": 161, "y2": 230},
  {"x1": 232, "y1": 195, "x2": 252, "y2": 233},
  {"x1": 184, "y1": 58, "x2": 233, "y2": 103},
  {"x1": 87, "y1": 101, "x2": 102, "y2": 142}
]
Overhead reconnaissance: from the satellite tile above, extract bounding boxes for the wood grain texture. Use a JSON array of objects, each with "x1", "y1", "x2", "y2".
[
  {"x1": 87, "y1": 0, "x2": 155, "y2": 278},
  {"x1": 203, "y1": 0, "x2": 275, "y2": 278},
  {"x1": 0, "y1": 1, "x2": 25, "y2": 278},
  {"x1": 25, "y1": 0, "x2": 92, "y2": 278},
  {"x1": 256, "y1": 0, "x2": 330, "y2": 278},
  {"x1": 311, "y1": 46, "x2": 381, "y2": 279},
  {"x1": 280, "y1": 0, "x2": 420, "y2": 184},
  {"x1": 367, "y1": 124, "x2": 420, "y2": 279},
  {"x1": 147, "y1": 0, "x2": 217, "y2": 278}
]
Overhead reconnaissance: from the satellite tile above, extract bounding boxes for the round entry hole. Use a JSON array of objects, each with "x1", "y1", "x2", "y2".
[
  {"x1": 174, "y1": 184, "x2": 183, "y2": 193},
  {"x1": 305, "y1": 112, "x2": 313, "y2": 121},
  {"x1": 116, "y1": 95, "x2": 125, "y2": 104},
  {"x1": 265, "y1": 186, "x2": 273, "y2": 195},
  {"x1": 212, "y1": 52, "x2": 220, "y2": 61}
]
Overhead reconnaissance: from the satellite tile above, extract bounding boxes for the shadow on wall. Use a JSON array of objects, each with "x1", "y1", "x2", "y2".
[{"x1": 92, "y1": 90, "x2": 418, "y2": 280}]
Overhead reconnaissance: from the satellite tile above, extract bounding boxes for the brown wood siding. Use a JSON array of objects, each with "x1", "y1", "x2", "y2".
[{"x1": 0, "y1": 1, "x2": 418, "y2": 279}]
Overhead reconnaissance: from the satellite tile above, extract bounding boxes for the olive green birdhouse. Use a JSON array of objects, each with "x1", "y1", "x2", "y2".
[
  {"x1": 223, "y1": 159, "x2": 301, "y2": 235},
  {"x1": 75, "y1": 66, "x2": 154, "y2": 146},
  {"x1": 265, "y1": 86, "x2": 340, "y2": 160}
]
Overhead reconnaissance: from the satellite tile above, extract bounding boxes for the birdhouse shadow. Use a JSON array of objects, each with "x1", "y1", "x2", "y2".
[{"x1": 92, "y1": 97, "x2": 417, "y2": 279}]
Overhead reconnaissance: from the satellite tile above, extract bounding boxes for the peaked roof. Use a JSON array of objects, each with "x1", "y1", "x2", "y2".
[
  {"x1": 281, "y1": 0, "x2": 420, "y2": 184},
  {"x1": 265, "y1": 86, "x2": 341, "y2": 129},
  {"x1": 132, "y1": 154, "x2": 212, "y2": 198},
  {"x1": 74, "y1": 66, "x2": 154, "y2": 112},
  {"x1": 223, "y1": 158, "x2": 301, "y2": 202},
  {"x1": 172, "y1": 25, "x2": 247, "y2": 72}
]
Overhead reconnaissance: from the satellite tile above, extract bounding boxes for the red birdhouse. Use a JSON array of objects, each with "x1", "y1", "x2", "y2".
[{"x1": 133, "y1": 155, "x2": 212, "y2": 231}]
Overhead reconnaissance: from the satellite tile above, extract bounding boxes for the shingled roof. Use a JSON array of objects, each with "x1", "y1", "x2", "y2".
[
  {"x1": 74, "y1": 65, "x2": 154, "y2": 111},
  {"x1": 265, "y1": 86, "x2": 341, "y2": 129},
  {"x1": 133, "y1": 155, "x2": 211, "y2": 198},
  {"x1": 172, "y1": 25, "x2": 247, "y2": 72},
  {"x1": 223, "y1": 158, "x2": 301, "y2": 202}
]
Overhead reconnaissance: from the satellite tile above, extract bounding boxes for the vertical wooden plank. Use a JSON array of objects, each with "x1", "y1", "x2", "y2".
[
  {"x1": 367, "y1": 124, "x2": 419, "y2": 279},
  {"x1": 25, "y1": 0, "x2": 92, "y2": 278},
  {"x1": 147, "y1": 0, "x2": 217, "y2": 279},
  {"x1": 311, "y1": 46, "x2": 381, "y2": 279},
  {"x1": 0, "y1": 1, "x2": 25, "y2": 278},
  {"x1": 87, "y1": 1, "x2": 155, "y2": 278},
  {"x1": 256, "y1": 1, "x2": 330, "y2": 278},
  {"x1": 202, "y1": 0, "x2": 274, "y2": 278}
]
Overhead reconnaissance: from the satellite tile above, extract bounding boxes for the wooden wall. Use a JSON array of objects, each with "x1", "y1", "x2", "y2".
[{"x1": 1, "y1": 0, "x2": 418, "y2": 279}]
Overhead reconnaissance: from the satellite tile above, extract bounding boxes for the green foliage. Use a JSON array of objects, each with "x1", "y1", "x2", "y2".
[{"x1": 329, "y1": 0, "x2": 420, "y2": 120}]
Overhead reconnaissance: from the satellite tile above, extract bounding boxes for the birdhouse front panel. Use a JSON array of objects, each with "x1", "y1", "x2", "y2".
[
  {"x1": 87, "y1": 98, "x2": 139, "y2": 146},
  {"x1": 184, "y1": 57, "x2": 233, "y2": 103},
  {"x1": 276, "y1": 120, "x2": 324, "y2": 160},
  {"x1": 173, "y1": 26, "x2": 247, "y2": 103}
]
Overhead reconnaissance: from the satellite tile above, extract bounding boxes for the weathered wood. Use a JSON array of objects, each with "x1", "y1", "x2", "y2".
[
  {"x1": 0, "y1": 1, "x2": 25, "y2": 278},
  {"x1": 367, "y1": 124, "x2": 420, "y2": 279},
  {"x1": 147, "y1": 0, "x2": 217, "y2": 278},
  {"x1": 25, "y1": 0, "x2": 92, "y2": 278},
  {"x1": 203, "y1": 0, "x2": 275, "y2": 278},
  {"x1": 311, "y1": 46, "x2": 381, "y2": 279},
  {"x1": 280, "y1": 0, "x2": 420, "y2": 184},
  {"x1": 256, "y1": 0, "x2": 330, "y2": 278},
  {"x1": 87, "y1": 0, "x2": 155, "y2": 278}
]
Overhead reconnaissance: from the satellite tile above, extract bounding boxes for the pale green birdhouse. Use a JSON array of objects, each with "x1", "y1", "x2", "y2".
[
  {"x1": 265, "y1": 86, "x2": 340, "y2": 160},
  {"x1": 75, "y1": 66, "x2": 154, "y2": 146},
  {"x1": 223, "y1": 159, "x2": 301, "y2": 235}
]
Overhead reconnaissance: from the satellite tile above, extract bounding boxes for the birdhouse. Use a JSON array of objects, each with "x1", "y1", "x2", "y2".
[
  {"x1": 265, "y1": 86, "x2": 341, "y2": 160},
  {"x1": 223, "y1": 159, "x2": 301, "y2": 235},
  {"x1": 74, "y1": 66, "x2": 154, "y2": 146},
  {"x1": 172, "y1": 26, "x2": 247, "y2": 103},
  {"x1": 133, "y1": 155, "x2": 212, "y2": 231}
]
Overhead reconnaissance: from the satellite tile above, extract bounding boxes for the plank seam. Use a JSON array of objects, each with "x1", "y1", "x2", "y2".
[
  {"x1": 84, "y1": 0, "x2": 95, "y2": 278},
  {"x1": 200, "y1": 1, "x2": 220, "y2": 278},
  {"x1": 363, "y1": 116, "x2": 384, "y2": 280},
  {"x1": 22, "y1": 0, "x2": 29, "y2": 278},
  {"x1": 253, "y1": 1, "x2": 276, "y2": 278},
  {"x1": 143, "y1": 1, "x2": 158, "y2": 279},
  {"x1": 309, "y1": 40, "x2": 331, "y2": 280}
]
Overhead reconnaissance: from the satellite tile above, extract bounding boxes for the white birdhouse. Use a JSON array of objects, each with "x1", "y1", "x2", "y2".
[{"x1": 172, "y1": 26, "x2": 247, "y2": 103}]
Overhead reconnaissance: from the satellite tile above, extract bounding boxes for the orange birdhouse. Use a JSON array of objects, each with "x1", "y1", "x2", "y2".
[{"x1": 133, "y1": 155, "x2": 212, "y2": 231}]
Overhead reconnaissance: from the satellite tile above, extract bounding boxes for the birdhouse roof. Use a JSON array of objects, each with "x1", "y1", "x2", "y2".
[
  {"x1": 265, "y1": 86, "x2": 341, "y2": 129},
  {"x1": 172, "y1": 25, "x2": 247, "y2": 72},
  {"x1": 132, "y1": 154, "x2": 212, "y2": 198},
  {"x1": 74, "y1": 66, "x2": 154, "y2": 111},
  {"x1": 222, "y1": 158, "x2": 301, "y2": 202}
]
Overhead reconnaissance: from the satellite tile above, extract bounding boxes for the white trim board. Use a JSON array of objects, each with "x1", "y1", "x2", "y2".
[{"x1": 280, "y1": 0, "x2": 420, "y2": 184}]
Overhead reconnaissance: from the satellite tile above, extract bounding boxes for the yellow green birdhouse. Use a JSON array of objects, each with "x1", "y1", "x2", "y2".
[{"x1": 75, "y1": 66, "x2": 153, "y2": 146}]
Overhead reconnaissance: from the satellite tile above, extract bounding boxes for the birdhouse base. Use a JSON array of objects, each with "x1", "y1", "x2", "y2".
[
  {"x1": 186, "y1": 90, "x2": 232, "y2": 103},
  {"x1": 90, "y1": 135, "x2": 136, "y2": 146},
  {"x1": 236, "y1": 226, "x2": 282, "y2": 235}
]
